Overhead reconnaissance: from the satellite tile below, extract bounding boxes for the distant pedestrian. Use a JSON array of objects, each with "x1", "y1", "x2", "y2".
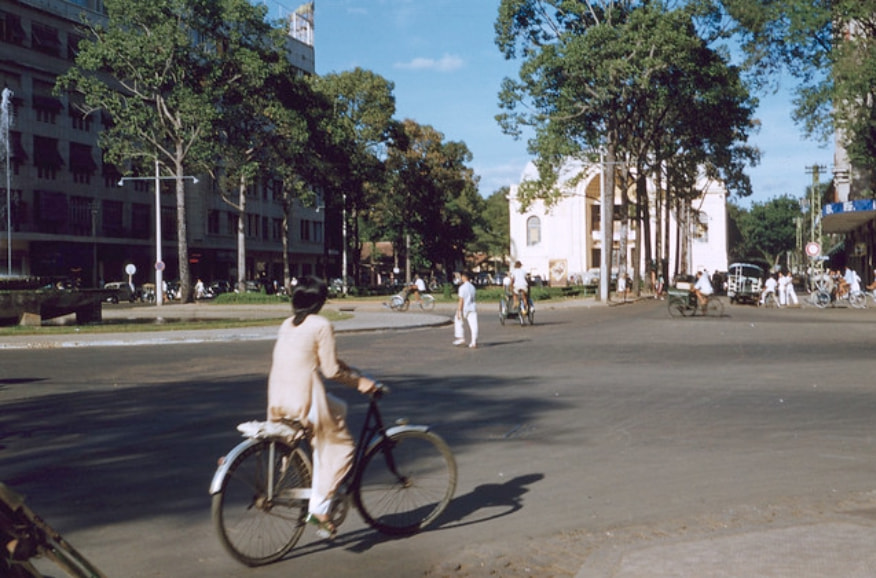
[{"x1": 453, "y1": 271, "x2": 479, "y2": 349}]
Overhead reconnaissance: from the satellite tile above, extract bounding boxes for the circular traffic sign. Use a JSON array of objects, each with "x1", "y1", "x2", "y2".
[
  {"x1": 155, "y1": 261, "x2": 165, "y2": 271},
  {"x1": 125, "y1": 263, "x2": 137, "y2": 276},
  {"x1": 805, "y1": 242, "x2": 821, "y2": 258}
]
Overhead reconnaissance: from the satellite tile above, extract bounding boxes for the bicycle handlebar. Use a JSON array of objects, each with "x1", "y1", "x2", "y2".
[{"x1": 372, "y1": 382, "x2": 390, "y2": 399}]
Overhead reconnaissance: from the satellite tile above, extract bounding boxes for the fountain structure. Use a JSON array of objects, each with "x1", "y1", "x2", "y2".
[{"x1": 0, "y1": 88, "x2": 112, "y2": 326}]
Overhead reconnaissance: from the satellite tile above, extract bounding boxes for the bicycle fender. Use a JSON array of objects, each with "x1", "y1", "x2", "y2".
[
  {"x1": 209, "y1": 438, "x2": 260, "y2": 495},
  {"x1": 365, "y1": 424, "x2": 430, "y2": 453}
]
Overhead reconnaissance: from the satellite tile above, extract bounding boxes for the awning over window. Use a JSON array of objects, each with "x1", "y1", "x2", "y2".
[
  {"x1": 31, "y1": 24, "x2": 61, "y2": 54},
  {"x1": 69, "y1": 143, "x2": 97, "y2": 172},
  {"x1": 1, "y1": 12, "x2": 27, "y2": 44},
  {"x1": 33, "y1": 137, "x2": 63, "y2": 168},
  {"x1": 822, "y1": 199, "x2": 876, "y2": 234},
  {"x1": 32, "y1": 95, "x2": 63, "y2": 111},
  {"x1": 9, "y1": 131, "x2": 27, "y2": 161}
]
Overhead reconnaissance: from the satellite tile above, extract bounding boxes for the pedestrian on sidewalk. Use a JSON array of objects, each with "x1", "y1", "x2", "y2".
[{"x1": 453, "y1": 271, "x2": 479, "y2": 349}]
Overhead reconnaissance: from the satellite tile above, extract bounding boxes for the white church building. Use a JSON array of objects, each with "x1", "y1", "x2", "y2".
[{"x1": 508, "y1": 161, "x2": 728, "y2": 286}]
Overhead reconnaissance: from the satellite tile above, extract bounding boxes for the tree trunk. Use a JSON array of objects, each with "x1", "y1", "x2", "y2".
[
  {"x1": 237, "y1": 174, "x2": 247, "y2": 293},
  {"x1": 174, "y1": 154, "x2": 192, "y2": 303}
]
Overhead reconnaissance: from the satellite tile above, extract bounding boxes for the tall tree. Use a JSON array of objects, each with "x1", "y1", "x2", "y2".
[
  {"x1": 473, "y1": 187, "x2": 511, "y2": 272},
  {"x1": 495, "y1": 0, "x2": 758, "y2": 282},
  {"x1": 724, "y1": 0, "x2": 876, "y2": 188},
  {"x1": 732, "y1": 195, "x2": 802, "y2": 266},
  {"x1": 310, "y1": 69, "x2": 396, "y2": 285},
  {"x1": 57, "y1": 0, "x2": 280, "y2": 301},
  {"x1": 377, "y1": 120, "x2": 480, "y2": 277}
]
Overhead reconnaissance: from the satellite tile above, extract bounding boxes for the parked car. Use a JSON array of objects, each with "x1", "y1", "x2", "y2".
[
  {"x1": 474, "y1": 272, "x2": 493, "y2": 286},
  {"x1": 103, "y1": 281, "x2": 137, "y2": 303}
]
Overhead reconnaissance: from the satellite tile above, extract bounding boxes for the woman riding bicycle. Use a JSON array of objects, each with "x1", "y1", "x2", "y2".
[{"x1": 266, "y1": 276, "x2": 377, "y2": 539}]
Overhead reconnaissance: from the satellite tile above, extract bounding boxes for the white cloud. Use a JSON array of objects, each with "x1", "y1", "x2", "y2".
[{"x1": 394, "y1": 53, "x2": 464, "y2": 72}]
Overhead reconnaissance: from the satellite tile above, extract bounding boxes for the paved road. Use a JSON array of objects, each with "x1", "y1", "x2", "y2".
[{"x1": 3, "y1": 297, "x2": 876, "y2": 577}]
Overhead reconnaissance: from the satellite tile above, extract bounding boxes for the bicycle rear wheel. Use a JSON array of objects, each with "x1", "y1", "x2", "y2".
[
  {"x1": 667, "y1": 295, "x2": 687, "y2": 317},
  {"x1": 850, "y1": 291, "x2": 866, "y2": 309},
  {"x1": 212, "y1": 439, "x2": 311, "y2": 566},
  {"x1": 354, "y1": 430, "x2": 456, "y2": 535},
  {"x1": 420, "y1": 294, "x2": 435, "y2": 311}
]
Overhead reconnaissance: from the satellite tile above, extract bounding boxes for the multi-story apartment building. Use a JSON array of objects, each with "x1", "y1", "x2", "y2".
[{"x1": 0, "y1": 0, "x2": 328, "y2": 290}]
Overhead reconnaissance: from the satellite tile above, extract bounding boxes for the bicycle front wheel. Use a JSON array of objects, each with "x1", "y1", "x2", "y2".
[
  {"x1": 420, "y1": 294, "x2": 435, "y2": 311},
  {"x1": 389, "y1": 295, "x2": 405, "y2": 311},
  {"x1": 212, "y1": 439, "x2": 311, "y2": 566},
  {"x1": 850, "y1": 292, "x2": 866, "y2": 309},
  {"x1": 354, "y1": 430, "x2": 457, "y2": 536},
  {"x1": 704, "y1": 298, "x2": 724, "y2": 317},
  {"x1": 810, "y1": 291, "x2": 830, "y2": 309}
]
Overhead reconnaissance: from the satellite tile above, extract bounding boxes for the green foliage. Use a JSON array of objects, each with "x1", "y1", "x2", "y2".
[
  {"x1": 725, "y1": 0, "x2": 876, "y2": 182},
  {"x1": 729, "y1": 195, "x2": 803, "y2": 265},
  {"x1": 472, "y1": 187, "x2": 511, "y2": 263},
  {"x1": 57, "y1": 0, "x2": 291, "y2": 301},
  {"x1": 495, "y1": 0, "x2": 759, "y2": 242}
]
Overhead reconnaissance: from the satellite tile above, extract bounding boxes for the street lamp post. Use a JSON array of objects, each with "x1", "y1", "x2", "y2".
[
  {"x1": 341, "y1": 191, "x2": 348, "y2": 296},
  {"x1": 118, "y1": 160, "x2": 197, "y2": 306}
]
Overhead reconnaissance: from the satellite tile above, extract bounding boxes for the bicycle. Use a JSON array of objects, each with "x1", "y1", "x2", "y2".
[
  {"x1": 388, "y1": 289, "x2": 435, "y2": 312},
  {"x1": 209, "y1": 385, "x2": 457, "y2": 567},
  {"x1": 667, "y1": 289, "x2": 724, "y2": 318},
  {"x1": 0, "y1": 482, "x2": 106, "y2": 578},
  {"x1": 499, "y1": 290, "x2": 534, "y2": 326}
]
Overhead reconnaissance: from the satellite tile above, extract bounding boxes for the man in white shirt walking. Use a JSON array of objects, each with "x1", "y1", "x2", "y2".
[{"x1": 453, "y1": 271, "x2": 479, "y2": 349}]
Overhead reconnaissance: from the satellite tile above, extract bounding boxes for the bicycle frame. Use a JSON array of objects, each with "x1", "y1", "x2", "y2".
[
  {"x1": 209, "y1": 390, "x2": 429, "y2": 503},
  {"x1": 1, "y1": 482, "x2": 107, "y2": 578},
  {"x1": 349, "y1": 392, "x2": 429, "y2": 489}
]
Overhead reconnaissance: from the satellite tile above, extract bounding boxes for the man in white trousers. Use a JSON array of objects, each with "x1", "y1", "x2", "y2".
[{"x1": 453, "y1": 271, "x2": 479, "y2": 349}]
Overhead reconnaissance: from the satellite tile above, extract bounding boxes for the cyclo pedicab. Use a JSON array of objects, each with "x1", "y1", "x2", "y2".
[
  {"x1": 499, "y1": 285, "x2": 535, "y2": 326},
  {"x1": 667, "y1": 278, "x2": 724, "y2": 318}
]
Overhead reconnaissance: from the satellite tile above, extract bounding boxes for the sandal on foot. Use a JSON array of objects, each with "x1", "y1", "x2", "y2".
[{"x1": 306, "y1": 514, "x2": 337, "y2": 540}]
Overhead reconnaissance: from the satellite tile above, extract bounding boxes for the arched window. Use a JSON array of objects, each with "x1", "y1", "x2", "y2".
[{"x1": 527, "y1": 216, "x2": 541, "y2": 246}]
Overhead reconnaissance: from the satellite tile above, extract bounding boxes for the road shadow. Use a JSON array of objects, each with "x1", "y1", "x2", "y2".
[{"x1": 0, "y1": 370, "x2": 561, "y2": 537}]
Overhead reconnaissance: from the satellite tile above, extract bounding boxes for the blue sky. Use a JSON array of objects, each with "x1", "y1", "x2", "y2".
[{"x1": 267, "y1": 0, "x2": 832, "y2": 207}]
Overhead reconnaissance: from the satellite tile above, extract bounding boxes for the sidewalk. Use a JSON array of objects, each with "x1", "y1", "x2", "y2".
[{"x1": 0, "y1": 300, "x2": 451, "y2": 349}]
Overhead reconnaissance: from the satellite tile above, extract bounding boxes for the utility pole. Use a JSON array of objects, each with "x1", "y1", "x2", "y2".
[
  {"x1": 804, "y1": 164, "x2": 827, "y2": 282},
  {"x1": 804, "y1": 164, "x2": 826, "y2": 246}
]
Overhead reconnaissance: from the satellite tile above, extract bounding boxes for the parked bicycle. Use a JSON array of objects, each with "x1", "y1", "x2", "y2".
[
  {"x1": 387, "y1": 289, "x2": 435, "y2": 312},
  {"x1": 1, "y1": 482, "x2": 106, "y2": 578},
  {"x1": 667, "y1": 288, "x2": 724, "y2": 318},
  {"x1": 210, "y1": 384, "x2": 457, "y2": 567}
]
